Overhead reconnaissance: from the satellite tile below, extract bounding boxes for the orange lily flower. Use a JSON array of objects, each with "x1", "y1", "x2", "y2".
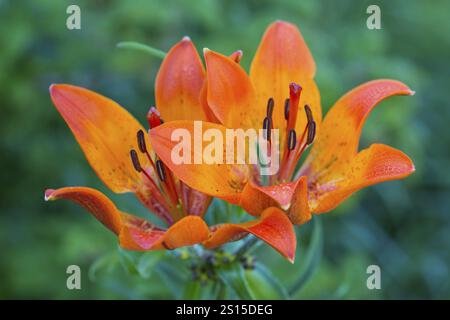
[
  {"x1": 45, "y1": 37, "x2": 296, "y2": 261},
  {"x1": 149, "y1": 21, "x2": 415, "y2": 226}
]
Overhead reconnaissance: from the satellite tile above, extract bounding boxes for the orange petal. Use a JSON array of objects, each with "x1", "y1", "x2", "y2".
[
  {"x1": 203, "y1": 207, "x2": 296, "y2": 263},
  {"x1": 180, "y1": 182, "x2": 212, "y2": 217},
  {"x1": 311, "y1": 144, "x2": 415, "y2": 213},
  {"x1": 120, "y1": 215, "x2": 210, "y2": 250},
  {"x1": 250, "y1": 21, "x2": 321, "y2": 148},
  {"x1": 149, "y1": 120, "x2": 250, "y2": 203},
  {"x1": 287, "y1": 176, "x2": 311, "y2": 225},
  {"x1": 199, "y1": 81, "x2": 221, "y2": 123},
  {"x1": 204, "y1": 49, "x2": 262, "y2": 129},
  {"x1": 44, "y1": 186, "x2": 209, "y2": 250},
  {"x1": 44, "y1": 186, "x2": 124, "y2": 234},
  {"x1": 155, "y1": 37, "x2": 207, "y2": 121},
  {"x1": 300, "y1": 80, "x2": 414, "y2": 182},
  {"x1": 49, "y1": 84, "x2": 149, "y2": 193}
]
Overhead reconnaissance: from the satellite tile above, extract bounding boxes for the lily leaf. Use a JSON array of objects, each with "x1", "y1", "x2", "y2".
[
  {"x1": 116, "y1": 41, "x2": 166, "y2": 59},
  {"x1": 182, "y1": 280, "x2": 202, "y2": 300},
  {"x1": 137, "y1": 251, "x2": 165, "y2": 279},
  {"x1": 245, "y1": 263, "x2": 290, "y2": 299},
  {"x1": 156, "y1": 259, "x2": 189, "y2": 299},
  {"x1": 289, "y1": 216, "x2": 323, "y2": 296},
  {"x1": 88, "y1": 251, "x2": 120, "y2": 281},
  {"x1": 217, "y1": 263, "x2": 255, "y2": 300},
  {"x1": 118, "y1": 247, "x2": 139, "y2": 275}
]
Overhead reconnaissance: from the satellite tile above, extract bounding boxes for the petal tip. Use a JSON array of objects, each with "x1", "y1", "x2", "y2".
[
  {"x1": 182, "y1": 35, "x2": 191, "y2": 42},
  {"x1": 203, "y1": 47, "x2": 210, "y2": 55},
  {"x1": 44, "y1": 189, "x2": 56, "y2": 201},
  {"x1": 288, "y1": 254, "x2": 295, "y2": 264}
]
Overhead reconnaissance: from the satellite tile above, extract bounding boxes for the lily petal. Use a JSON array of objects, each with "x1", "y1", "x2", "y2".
[
  {"x1": 300, "y1": 79, "x2": 414, "y2": 182},
  {"x1": 250, "y1": 21, "x2": 321, "y2": 148},
  {"x1": 155, "y1": 37, "x2": 208, "y2": 121},
  {"x1": 310, "y1": 144, "x2": 415, "y2": 213},
  {"x1": 180, "y1": 181, "x2": 212, "y2": 217},
  {"x1": 203, "y1": 207, "x2": 297, "y2": 263},
  {"x1": 44, "y1": 186, "x2": 210, "y2": 250},
  {"x1": 287, "y1": 176, "x2": 311, "y2": 225},
  {"x1": 120, "y1": 215, "x2": 210, "y2": 250},
  {"x1": 44, "y1": 186, "x2": 123, "y2": 234},
  {"x1": 149, "y1": 120, "x2": 250, "y2": 204},
  {"x1": 204, "y1": 49, "x2": 262, "y2": 129},
  {"x1": 49, "y1": 84, "x2": 149, "y2": 193}
]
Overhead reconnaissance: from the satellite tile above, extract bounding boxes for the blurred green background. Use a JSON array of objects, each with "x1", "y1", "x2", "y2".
[{"x1": 1, "y1": 0, "x2": 449, "y2": 299}]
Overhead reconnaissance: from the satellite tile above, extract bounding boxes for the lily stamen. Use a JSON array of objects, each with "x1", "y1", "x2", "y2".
[
  {"x1": 266, "y1": 97, "x2": 274, "y2": 118},
  {"x1": 130, "y1": 149, "x2": 161, "y2": 192},
  {"x1": 279, "y1": 104, "x2": 316, "y2": 181},
  {"x1": 137, "y1": 129, "x2": 157, "y2": 172}
]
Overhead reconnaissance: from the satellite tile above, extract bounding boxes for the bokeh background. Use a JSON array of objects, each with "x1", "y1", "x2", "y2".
[{"x1": 1, "y1": 0, "x2": 449, "y2": 299}]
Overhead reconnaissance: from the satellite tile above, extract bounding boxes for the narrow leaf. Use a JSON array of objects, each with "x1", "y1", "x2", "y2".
[
  {"x1": 116, "y1": 41, "x2": 166, "y2": 59},
  {"x1": 217, "y1": 263, "x2": 255, "y2": 300},
  {"x1": 245, "y1": 263, "x2": 290, "y2": 299}
]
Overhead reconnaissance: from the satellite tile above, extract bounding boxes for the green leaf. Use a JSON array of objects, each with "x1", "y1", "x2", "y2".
[
  {"x1": 137, "y1": 251, "x2": 165, "y2": 279},
  {"x1": 116, "y1": 41, "x2": 166, "y2": 59},
  {"x1": 217, "y1": 263, "x2": 255, "y2": 300},
  {"x1": 156, "y1": 259, "x2": 189, "y2": 299},
  {"x1": 118, "y1": 247, "x2": 139, "y2": 275},
  {"x1": 182, "y1": 280, "x2": 202, "y2": 299},
  {"x1": 245, "y1": 263, "x2": 290, "y2": 299},
  {"x1": 289, "y1": 216, "x2": 324, "y2": 296},
  {"x1": 88, "y1": 251, "x2": 120, "y2": 282}
]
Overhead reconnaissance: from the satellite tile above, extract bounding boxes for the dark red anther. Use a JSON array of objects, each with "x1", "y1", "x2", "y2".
[
  {"x1": 284, "y1": 98, "x2": 290, "y2": 120},
  {"x1": 130, "y1": 149, "x2": 142, "y2": 172},
  {"x1": 304, "y1": 104, "x2": 313, "y2": 123},
  {"x1": 262, "y1": 116, "x2": 272, "y2": 140},
  {"x1": 266, "y1": 97, "x2": 274, "y2": 118},
  {"x1": 288, "y1": 129, "x2": 297, "y2": 150},
  {"x1": 137, "y1": 130, "x2": 147, "y2": 153},
  {"x1": 156, "y1": 159, "x2": 166, "y2": 182},
  {"x1": 306, "y1": 121, "x2": 316, "y2": 145},
  {"x1": 147, "y1": 106, "x2": 162, "y2": 129}
]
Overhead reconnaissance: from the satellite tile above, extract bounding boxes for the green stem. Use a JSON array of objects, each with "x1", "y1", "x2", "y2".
[
  {"x1": 288, "y1": 216, "x2": 323, "y2": 296},
  {"x1": 234, "y1": 236, "x2": 260, "y2": 257},
  {"x1": 116, "y1": 41, "x2": 166, "y2": 59}
]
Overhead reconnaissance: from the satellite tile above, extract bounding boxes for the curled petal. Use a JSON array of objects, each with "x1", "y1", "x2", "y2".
[
  {"x1": 203, "y1": 207, "x2": 296, "y2": 263},
  {"x1": 300, "y1": 79, "x2": 414, "y2": 181},
  {"x1": 287, "y1": 176, "x2": 311, "y2": 225},
  {"x1": 120, "y1": 215, "x2": 210, "y2": 250},
  {"x1": 155, "y1": 37, "x2": 207, "y2": 121},
  {"x1": 44, "y1": 186, "x2": 124, "y2": 234},
  {"x1": 310, "y1": 144, "x2": 415, "y2": 213},
  {"x1": 204, "y1": 49, "x2": 262, "y2": 129},
  {"x1": 250, "y1": 21, "x2": 321, "y2": 148},
  {"x1": 49, "y1": 84, "x2": 150, "y2": 193},
  {"x1": 45, "y1": 186, "x2": 210, "y2": 250}
]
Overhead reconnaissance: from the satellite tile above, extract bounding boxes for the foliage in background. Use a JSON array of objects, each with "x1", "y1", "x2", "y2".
[{"x1": 0, "y1": 0, "x2": 449, "y2": 299}]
